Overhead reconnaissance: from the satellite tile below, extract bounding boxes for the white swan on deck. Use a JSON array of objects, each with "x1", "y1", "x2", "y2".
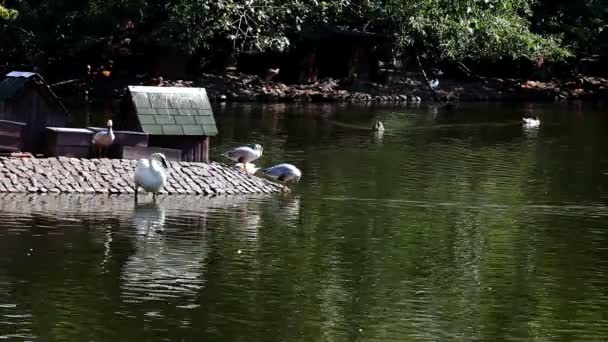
[
  {"x1": 263, "y1": 163, "x2": 302, "y2": 183},
  {"x1": 134, "y1": 153, "x2": 169, "y2": 200}
]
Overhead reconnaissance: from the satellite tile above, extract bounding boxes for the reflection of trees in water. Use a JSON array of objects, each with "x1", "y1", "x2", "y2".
[{"x1": 0, "y1": 194, "x2": 294, "y2": 338}]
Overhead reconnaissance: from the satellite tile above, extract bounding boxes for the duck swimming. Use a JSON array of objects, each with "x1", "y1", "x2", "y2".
[
  {"x1": 523, "y1": 117, "x2": 541, "y2": 127},
  {"x1": 372, "y1": 120, "x2": 385, "y2": 132},
  {"x1": 134, "y1": 153, "x2": 169, "y2": 201}
]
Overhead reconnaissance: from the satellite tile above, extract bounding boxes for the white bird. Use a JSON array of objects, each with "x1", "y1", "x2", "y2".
[
  {"x1": 523, "y1": 117, "x2": 541, "y2": 127},
  {"x1": 92, "y1": 119, "x2": 115, "y2": 158},
  {"x1": 265, "y1": 68, "x2": 280, "y2": 81},
  {"x1": 134, "y1": 153, "x2": 169, "y2": 201},
  {"x1": 233, "y1": 162, "x2": 260, "y2": 175},
  {"x1": 222, "y1": 144, "x2": 263, "y2": 164},
  {"x1": 263, "y1": 163, "x2": 302, "y2": 183},
  {"x1": 430, "y1": 79, "x2": 439, "y2": 89},
  {"x1": 372, "y1": 120, "x2": 385, "y2": 132}
]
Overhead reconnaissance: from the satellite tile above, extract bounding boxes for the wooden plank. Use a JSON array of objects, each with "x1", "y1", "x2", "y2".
[
  {"x1": 119, "y1": 145, "x2": 181, "y2": 162},
  {"x1": 0, "y1": 120, "x2": 25, "y2": 139},
  {"x1": 46, "y1": 127, "x2": 93, "y2": 147},
  {"x1": 0, "y1": 120, "x2": 24, "y2": 152},
  {"x1": 46, "y1": 145, "x2": 90, "y2": 158},
  {"x1": 0, "y1": 136, "x2": 22, "y2": 152},
  {"x1": 87, "y1": 128, "x2": 149, "y2": 147},
  {"x1": 201, "y1": 136, "x2": 209, "y2": 163},
  {"x1": 115, "y1": 131, "x2": 148, "y2": 147}
]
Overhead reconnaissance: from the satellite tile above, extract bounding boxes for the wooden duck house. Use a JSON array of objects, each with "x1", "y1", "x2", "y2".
[
  {"x1": 119, "y1": 86, "x2": 218, "y2": 162},
  {"x1": 0, "y1": 71, "x2": 68, "y2": 153}
]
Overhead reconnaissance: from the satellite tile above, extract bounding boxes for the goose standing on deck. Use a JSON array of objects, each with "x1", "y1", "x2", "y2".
[
  {"x1": 134, "y1": 153, "x2": 169, "y2": 202},
  {"x1": 92, "y1": 119, "x2": 115, "y2": 158},
  {"x1": 263, "y1": 163, "x2": 302, "y2": 183},
  {"x1": 222, "y1": 144, "x2": 263, "y2": 164}
]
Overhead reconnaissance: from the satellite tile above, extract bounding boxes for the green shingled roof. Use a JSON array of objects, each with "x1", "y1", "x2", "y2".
[{"x1": 127, "y1": 86, "x2": 218, "y2": 136}]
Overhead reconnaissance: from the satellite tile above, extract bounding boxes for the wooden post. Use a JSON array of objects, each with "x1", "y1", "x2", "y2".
[{"x1": 202, "y1": 136, "x2": 209, "y2": 163}]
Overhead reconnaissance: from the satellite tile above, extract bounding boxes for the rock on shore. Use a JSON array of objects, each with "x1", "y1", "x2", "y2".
[{"x1": 136, "y1": 72, "x2": 608, "y2": 104}]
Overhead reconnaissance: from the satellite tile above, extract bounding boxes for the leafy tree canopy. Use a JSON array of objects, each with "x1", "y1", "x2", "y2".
[
  {"x1": 0, "y1": 3, "x2": 18, "y2": 20},
  {"x1": 2, "y1": 0, "x2": 604, "y2": 73}
]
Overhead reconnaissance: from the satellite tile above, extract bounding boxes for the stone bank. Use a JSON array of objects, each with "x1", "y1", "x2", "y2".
[{"x1": 0, "y1": 157, "x2": 287, "y2": 195}]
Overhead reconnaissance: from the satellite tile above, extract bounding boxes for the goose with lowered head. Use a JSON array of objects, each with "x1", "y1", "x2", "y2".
[
  {"x1": 134, "y1": 153, "x2": 169, "y2": 201},
  {"x1": 263, "y1": 163, "x2": 302, "y2": 183}
]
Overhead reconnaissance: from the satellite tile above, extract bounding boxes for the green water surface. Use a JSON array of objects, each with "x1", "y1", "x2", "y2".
[{"x1": 1, "y1": 102, "x2": 607, "y2": 341}]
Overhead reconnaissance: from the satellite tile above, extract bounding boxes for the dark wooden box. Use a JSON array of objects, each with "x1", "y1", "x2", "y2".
[
  {"x1": 0, "y1": 120, "x2": 26, "y2": 152},
  {"x1": 86, "y1": 127, "x2": 149, "y2": 147},
  {"x1": 118, "y1": 145, "x2": 182, "y2": 162},
  {"x1": 45, "y1": 127, "x2": 93, "y2": 158}
]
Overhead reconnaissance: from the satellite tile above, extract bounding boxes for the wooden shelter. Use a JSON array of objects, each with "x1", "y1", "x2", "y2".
[
  {"x1": 0, "y1": 71, "x2": 68, "y2": 153},
  {"x1": 119, "y1": 86, "x2": 218, "y2": 162},
  {"x1": 0, "y1": 120, "x2": 26, "y2": 152}
]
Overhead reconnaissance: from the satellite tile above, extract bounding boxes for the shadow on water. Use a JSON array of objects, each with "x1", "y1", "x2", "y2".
[{"x1": 1, "y1": 102, "x2": 608, "y2": 341}]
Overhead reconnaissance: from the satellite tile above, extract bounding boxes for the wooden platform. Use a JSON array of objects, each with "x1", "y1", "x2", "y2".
[{"x1": 0, "y1": 157, "x2": 288, "y2": 195}]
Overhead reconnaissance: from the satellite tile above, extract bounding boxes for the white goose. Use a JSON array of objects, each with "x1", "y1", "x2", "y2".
[
  {"x1": 134, "y1": 153, "x2": 169, "y2": 201},
  {"x1": 233, "y1": 162, "x2": 261, "y2": 175},
  {"x1": 523, "y1": 117, "x2": 541, "y2": 128},
  {"x1": 92, "y1": 119, "x2": 115, "y2": 158},
  {"x1": 263, "y1": 163, "x2": 302, "y2": 183},
  {"x1": 222, "y1": 144, "x2": 263, "y2": 164}
]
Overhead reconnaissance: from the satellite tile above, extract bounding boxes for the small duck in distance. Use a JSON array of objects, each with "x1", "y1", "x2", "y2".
[
  {"x1": 522, "y1": 117, "x2": 541, "y2": 128},
  {"x1": 222, "y1": 144, "x2": 263, "y2": 164},
  {"x1": 134, "y1": 153, "x2": 170, "y2": 202},
  {"x1": 430, "y1": 79, "x2": 440, "y2": 89},
  {"x1": 92, "y1": 119, "x2": 115, "y2": 158},
  {"x1": 263, "y1": 163, "x2": 302, "y2": 183},
  {"x1": 372, "y1": 120, "x2": 385, "y2": 132},
  {"x1": 233, "y1": 162, "x2": 260, "y2": 176}
]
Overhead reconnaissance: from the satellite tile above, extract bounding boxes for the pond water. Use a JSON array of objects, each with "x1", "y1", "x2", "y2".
[{"x1": 1, "y1": 102, "x2": 608, "y2": 341}]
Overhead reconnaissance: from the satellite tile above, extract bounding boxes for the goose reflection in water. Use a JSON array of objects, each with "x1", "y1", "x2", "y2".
[
  {"x1": 121, "y1": 201, "x2": 208, "y2": 304},
  {"x1": 270, "y1": 195, "x2": 301, "y2": 223},
  {"x1": 131, "y1": 202, "x2": 166, "y2": 236}
]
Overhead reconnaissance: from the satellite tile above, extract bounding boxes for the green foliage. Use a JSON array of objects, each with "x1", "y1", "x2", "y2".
[
  {"x1": 0, "y1": 3, "x2": 18, "y2": 20},
  {"x1": 532, "y1": 0, "x2": 608, "y2": 55},
  {"x1": 160, "y1": 0, "x2": 349, "y2": 53},
  {"x1": 349, "y1": 0, "x2": 570, "y2": 61},
  {"x1": 1, "y1": 0, "x2": 603, "y2": 74}
]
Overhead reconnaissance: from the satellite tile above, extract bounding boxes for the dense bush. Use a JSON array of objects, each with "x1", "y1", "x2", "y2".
[{"x1": 0, "y1": 0, "x2": 604, "y2": 75}]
